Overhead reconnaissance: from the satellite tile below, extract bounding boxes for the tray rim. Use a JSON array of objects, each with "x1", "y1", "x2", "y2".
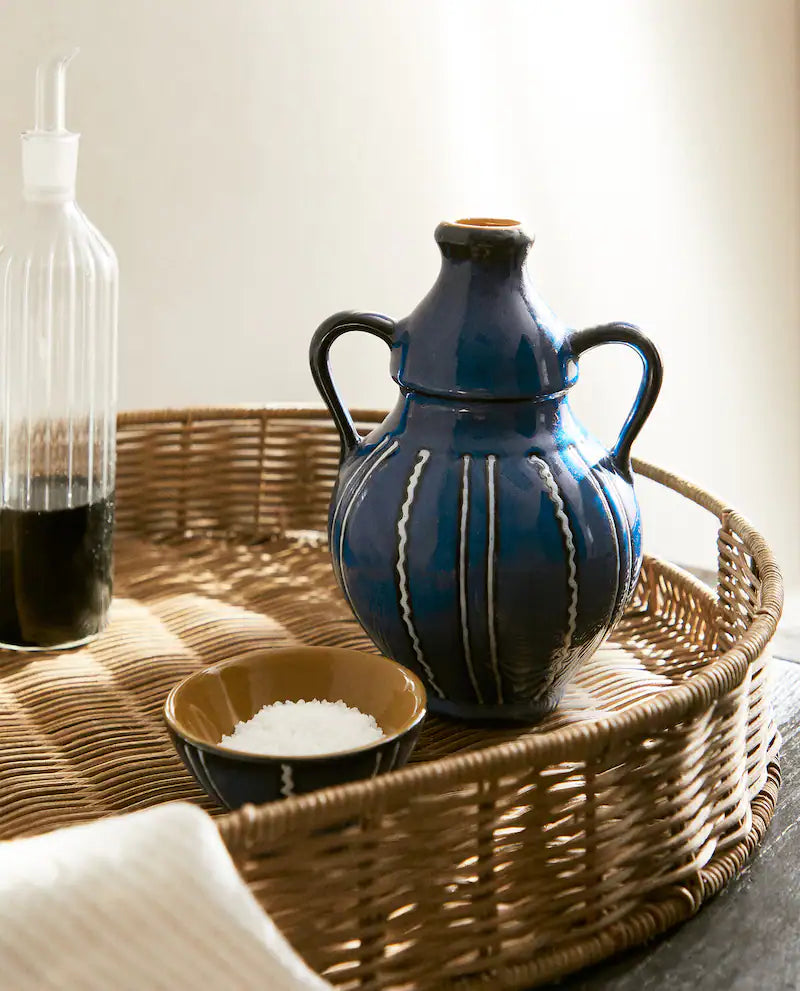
[
  {"x1": 453, "y1": 759, "x2": 781, "y2": 990},
  {"x1": 118, "y1": 405, "x2": 782, "y2": 795},
  {"x1": 112, "y1": 405, "x2": 782, "y2": 987}
]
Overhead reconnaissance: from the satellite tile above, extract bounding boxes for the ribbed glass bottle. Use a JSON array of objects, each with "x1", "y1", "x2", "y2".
[{"x1": 0, "y1": 49, "x2": 118, "y2": 650}]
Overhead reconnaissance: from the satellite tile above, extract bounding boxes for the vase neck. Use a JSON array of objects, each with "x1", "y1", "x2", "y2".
[{"x1": 389, "y1": 219, "x2": 574, "y2": 401}]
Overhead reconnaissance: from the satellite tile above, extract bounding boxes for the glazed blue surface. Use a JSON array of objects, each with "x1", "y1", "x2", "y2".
[
  {"x1": 168, "y1": 725, "x2": 422, "y2": 810},
  {"x1": 310, "y1": 220, "x2": 662, "y2": 722}
]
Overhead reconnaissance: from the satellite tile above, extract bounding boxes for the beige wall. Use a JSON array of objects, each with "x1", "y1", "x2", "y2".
[{"x1": 0, "y1": 0, "x2": 797, "y2": 583}]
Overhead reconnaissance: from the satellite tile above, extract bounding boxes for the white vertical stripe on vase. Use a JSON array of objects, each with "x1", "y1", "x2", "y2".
[
  {"x1": 338, "y1": 439, "x2": 399, "y2": 610},
  {"x1": 530, "y1": 456, "x2": 578, "y2": 697},
  {"x1": 331, "y1": 434, "x2": 392, "y2": 587},
  {"x1": 486, "y1": 454, "x2": 504, "y2": 704},
  {"x1": 396, "y1": 449, "x2": 444, "y2": 698},
  {"x1": 574, "y1": 450, "x2": 622, "y2": 629},
  {"x1": 603, "y1": 467, "x2": 634, "y2": 612},
  {"x1": 458, "y1": 455, "x2": 484, "y2": 703}
]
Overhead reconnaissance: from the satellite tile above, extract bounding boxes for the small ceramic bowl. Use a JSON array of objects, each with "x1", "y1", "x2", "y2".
[{"x1": 164, "y1": 646, "x2": 427, "y2": 809}]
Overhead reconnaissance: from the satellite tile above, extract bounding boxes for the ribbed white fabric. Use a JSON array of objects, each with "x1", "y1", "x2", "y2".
[{"x1": 0, "y1": 802, "x2": 332, "y2": 991}]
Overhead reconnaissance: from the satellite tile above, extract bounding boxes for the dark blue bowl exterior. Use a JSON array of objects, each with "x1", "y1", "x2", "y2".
[
  {"x1": 170, "y1": 721, "x2": 423, "y2": 810},
  {"x1": 329, "y1": 394, "x2": 641, "y2": 721}
]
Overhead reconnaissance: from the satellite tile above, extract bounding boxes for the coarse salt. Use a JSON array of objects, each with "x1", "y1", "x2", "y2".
[{"x1": 219, "y1": 699, "x2": 384, "y2": 756}]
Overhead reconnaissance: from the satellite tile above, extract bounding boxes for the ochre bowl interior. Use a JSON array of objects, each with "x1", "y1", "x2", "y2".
[{"x1": 167, "y1": 647, "x2": 426, "y2": 749}]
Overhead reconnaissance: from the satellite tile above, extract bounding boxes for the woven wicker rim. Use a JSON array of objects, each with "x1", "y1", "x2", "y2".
[
  {"x1": 0, "y1": 404, "x2": 778, "y2": 991},
  {"x1": 109, "y1": 405, "x2": 781, "y2": 987},
  {"x1": 121, "y1": 405, "x2": 782, "y2": 797},
  {"x1": 465, "y1": 762, "x2": 781, "y2": 989}
]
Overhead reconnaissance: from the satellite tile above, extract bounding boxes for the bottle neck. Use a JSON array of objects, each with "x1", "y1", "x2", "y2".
[
  {"x1": 21, "y1": 130, "x2": 80, "y2": 206},
  {"x1": 12, "y1": 197, "x2": 83, "y2": 240},
  {"x1": 23, "y1": 187, "x2": 76, "y2": 205}
]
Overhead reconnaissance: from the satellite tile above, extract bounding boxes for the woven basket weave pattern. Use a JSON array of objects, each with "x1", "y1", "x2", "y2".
[{"x1": 0, "y1": 406, "x2": 782, "y2": 990}]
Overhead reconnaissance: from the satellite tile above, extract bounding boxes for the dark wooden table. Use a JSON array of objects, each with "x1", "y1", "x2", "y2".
[{"x1": 544, "y1": 608, "x2": 800, "y2": 991}]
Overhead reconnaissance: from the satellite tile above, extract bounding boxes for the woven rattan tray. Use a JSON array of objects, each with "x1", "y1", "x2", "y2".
[{"x1": 0, "y1": 406, "x2": 782, "y2": 989}]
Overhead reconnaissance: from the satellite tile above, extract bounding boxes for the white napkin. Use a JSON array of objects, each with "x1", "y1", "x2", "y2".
[{"x1": 0, "y1": 802, "x2": 332, "y2": 991}]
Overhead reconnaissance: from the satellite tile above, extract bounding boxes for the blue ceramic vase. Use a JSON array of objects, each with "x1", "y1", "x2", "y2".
[{"x1": 310, "y1": 219, "x2": 663, "y2": 722}]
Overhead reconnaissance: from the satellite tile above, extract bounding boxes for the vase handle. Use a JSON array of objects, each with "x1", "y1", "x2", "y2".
[
  {"x1": 569, "y1": 322, "x2": 663, "y2": 476},
  {"x1": 310, "y1": 310, "x2": 395, "y2": 462}
]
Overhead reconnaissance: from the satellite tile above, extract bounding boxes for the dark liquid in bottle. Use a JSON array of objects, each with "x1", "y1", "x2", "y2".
[{"x1": 0, "y1": 477, "x2": 114, "y2": 649}]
